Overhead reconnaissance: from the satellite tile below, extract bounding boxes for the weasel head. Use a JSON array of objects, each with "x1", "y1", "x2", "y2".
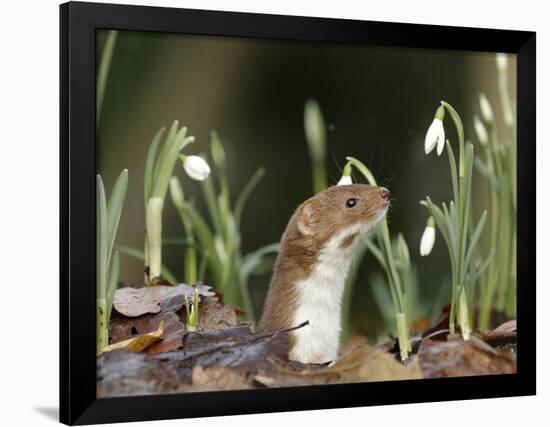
[{"x1": 294, "y1": 184, "x2": 390, "y2": 250}]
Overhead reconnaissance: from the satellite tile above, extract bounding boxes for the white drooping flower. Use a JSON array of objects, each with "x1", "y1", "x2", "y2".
[
  {"x1": 473, "y1": 114, "x2": 489, "y2": 146},
  {"x1": 337, "y1": 162, "x2": 353, "y2": 186},
  {"x1": 182, "y1": 155, "x2": 211, "y2": 181},
  {"x1": 479, "y1": 93, "x2": 494, "y2": 124},
  {"x1": 419, "y1": 217, "x2": 436, "y2": 256},
  {"x1": 337, "y1": 175, "x2": 352, "y2": 186},
  {"x1": 425, "y1": 106, "x2": 446, "y2": 156}
]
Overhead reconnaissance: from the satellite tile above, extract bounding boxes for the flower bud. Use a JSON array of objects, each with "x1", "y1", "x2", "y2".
[
  {"x1": 337, "y1": 162, "x2": 353, "y2": 186},
  {"x1": 181, "y1": 155, "x2": 211, "y2": 181},
  {"x1": 420, "y1": 217, "x2": 436, "y2": 256}
]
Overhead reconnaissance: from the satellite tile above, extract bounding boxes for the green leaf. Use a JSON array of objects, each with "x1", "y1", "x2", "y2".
[
  {"x1": 461, "y1": 144, "x2": 475, "y2": 262},
  {"x1": 201, "y1": 172, "x2": 223, "y2": 236},
  {"x1": 396, "y1": 233, "x2": 410, "y2": 268},
  {"x1": 182, "y1": 202, "x2": 223, "y2": 284},
  {"x1": 152, "y1": 120, "x2": 179, "y2": 187},
  {"x1": 96, "y1": 30, "x2": 118, "y2": 127},
  {"x1": 217, "y1": 193, "x2": 231, "y2": 238},
  {"x1": 365, "y1": 239, "x2": 386, "y2": 269},
  {"x1": 474, "y1": 157, "x2": 499, "y2": 189},
  {"x1": 240, "y1": 243, "x2": 279, "y2": 282},
  {"x1": 474, "y1": 250, "x2": 494, "y2": 281},
  {"x1": 115, "y1": 245, "x2": 178, "y2": 285},
  {"x1": 210, "y1": 130, "x2": 226, "y2": 170},
  {"x1": 145, "y1": 127, "x2": 166, "y2": 206},
  {"x1": 106, "y1": 169, "x2": 128, "y2": 267},
  {"x1": 152, "y1": 126, "x2": 194, "y2": 199},
  {"x1": 370, "y1": 273, "x2": 394, "y2": 323},
  {"x1": 378, "y1": 221, "x2": 405, "y2": 312},
  {"x1": 96, "y1": 175, "x2": 108, "y2": 300},
  {"x1": 211, "y1": 133, "x2": 231, "y2": 227},
  {"x1": 444, "y1": 201, "x2": 457, "y2": 251},
  {"x1": 106, "y1": 251, "x2": 120, "y2": 322},
  {"x1": 424, "y1": 198, "x2": 456, "y2": 277},
  {"x1": 465, "y1": 210, "x2": 488, "y2": 272},
  {"x1": 304, "y1": 99, "x2": 326, "y2": 161},
  {"x1": 304, "y1": 100, "x2": 328, "y2": 193},
  {"x1": 446, "y1": 140, "x2": 459, "y2": 206},
  {"x1": 234, "y1": 167, "x2": 265, "y2": 229}
]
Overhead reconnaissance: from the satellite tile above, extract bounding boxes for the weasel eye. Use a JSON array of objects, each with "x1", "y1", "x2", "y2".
[{"x1": 346, "y1": 198, "x2": 357, "y2": 208}]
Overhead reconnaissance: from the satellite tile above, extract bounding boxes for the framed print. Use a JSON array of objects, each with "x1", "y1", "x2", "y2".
[{"x1": 60, "y1": 1, "x2": 536, "y2": 424}]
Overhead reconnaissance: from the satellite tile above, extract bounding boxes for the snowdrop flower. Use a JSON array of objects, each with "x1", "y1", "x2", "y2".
[
  {"x1": 479, "y1": 93, "x2": 494, "y2": 124},
  {"x1": 337, "y1": 162, "x2": 353, "y2": 186},
  {"x1": 337, "y1": 175, "x2": 352, "y2": 186},
  {"x1": 420, "y1": 217, "x2": 436, "y2": 256},
  {"x1": 180, "y1": 155, "x2": 211, "y2": 181},
  {"x1": 473, "y1": 114, "x2": 489, "y2": 146},
  {"x1": 425, "y1": 105, "x2": 446, "y2": 156}
]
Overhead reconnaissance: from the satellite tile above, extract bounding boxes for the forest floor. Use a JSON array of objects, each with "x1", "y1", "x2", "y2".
[{"x1": 97, "y1": 283, "x2": 516, "y2": 397}]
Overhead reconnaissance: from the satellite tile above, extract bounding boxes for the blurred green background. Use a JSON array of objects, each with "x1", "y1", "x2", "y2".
[{"x1": 96, "y1": 30, "x2": 515, "y2": 339}]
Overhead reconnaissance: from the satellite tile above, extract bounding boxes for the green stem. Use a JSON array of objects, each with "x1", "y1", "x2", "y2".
[
  {"x1": 346, "y1": 156, "x2": 409, "y2": 358},
  {"x1": 478, "y1": 144, "x2": 499, "y2": 330},
  {"x1": 202, "y1": 177, "x2": 223, "y2": 236},
  {"x1": 441, "y1": 101, "x2": 472, "y2": 339},
  {"x1": 312, "y1": 161, "x2": 327, "y2": 194},
  {"x1": 97, "y1": 298, "x2": 107, "y2": 353},
  {"x1": 395, "y1": 312, "x2": 409, "y2": 361},
  {"x1": 237, "y1": 269, "x2": 255, "y2": 322},
  {"x1": 146, "y1": 197, "x2": 164, "y2": 282}
]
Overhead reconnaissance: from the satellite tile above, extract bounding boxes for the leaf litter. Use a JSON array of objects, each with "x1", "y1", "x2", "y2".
[{"x1": 98, "y1": 286, "x2": 517, "y2": 397}]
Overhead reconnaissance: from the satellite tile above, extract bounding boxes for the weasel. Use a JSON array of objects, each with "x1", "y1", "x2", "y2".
[{"x1": 259, "y1": 184, "x2": 390, "y2": 364}]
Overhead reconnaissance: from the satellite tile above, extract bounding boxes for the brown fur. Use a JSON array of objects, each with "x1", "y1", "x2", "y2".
[
  {"x1": 339, "y1": 231, "x2": 360, "y2": 250},
  {"x1": 259, "y1": 184, "x2": 389, "y2": 333}
]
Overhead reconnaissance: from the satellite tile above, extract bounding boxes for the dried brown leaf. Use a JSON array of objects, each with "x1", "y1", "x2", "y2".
[
  {"x1": 475, "y1": 319, "x2": 517, "y2": 348},
  {"x1": 192, "y1": 366, "x2": 252, "y2": 391},
  {"x1": 149, "y1": 325, "x2": 293, "y2": 385},
  {"x1": 110, "y1": 311, "x2": 185, "y2": 355},
  {"x1": 419, "y1": 334, "x2": 516, "y2": 378},
  {"x1": 113, "y1": 283, "x2": 215, "y2": 317},
  {"x1": 493, "y1": 320, "x2": 517, "y2": 333},
  {"x1": 102, "y1": 321, "x2": 164, "y2": 354},
  {"x1": 97, "y1": 350, "x2": 191, "y2": 397},
  {"x1": 197, "y1": 302, "x2": 238, "y2": 330},
  {"x1": 262, "y1": 343, "x2": 422, "y2": 386}
]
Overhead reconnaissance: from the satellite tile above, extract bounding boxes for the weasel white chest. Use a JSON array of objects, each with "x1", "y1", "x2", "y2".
[{"x1": 289, "y1": 227, "x2": 359, "y2": 364}]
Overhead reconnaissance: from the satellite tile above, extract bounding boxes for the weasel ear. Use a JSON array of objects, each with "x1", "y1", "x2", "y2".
[{"x1": 297, "y1": 199, "x2": 317, "y2": 236}]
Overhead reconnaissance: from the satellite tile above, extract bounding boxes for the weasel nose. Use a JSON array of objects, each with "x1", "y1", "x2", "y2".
[{"x1": 380, "y1": 187, "x2": 390, "y2": 202}]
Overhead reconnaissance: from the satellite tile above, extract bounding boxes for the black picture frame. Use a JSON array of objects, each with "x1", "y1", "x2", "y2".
[{"x1": 60, "y1": 1, "x2": 536, "y2": 425}]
